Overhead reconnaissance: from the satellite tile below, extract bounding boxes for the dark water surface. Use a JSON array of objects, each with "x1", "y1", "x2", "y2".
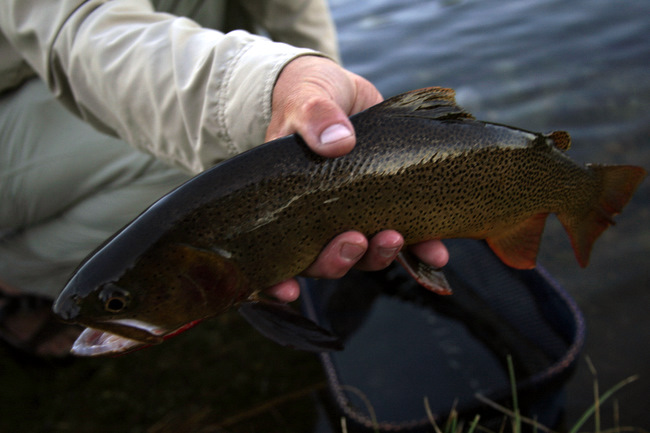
[
  {"x1": 331, "y1": 0, "x2": 650, "y2": 428},
  {"x1": 1, "y1": 1, "x2": 648, "y2": 432}
]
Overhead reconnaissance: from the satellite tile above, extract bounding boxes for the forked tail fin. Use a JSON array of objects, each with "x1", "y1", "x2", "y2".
[{"x1": 558, "y1": 164, "x2": 646, "y2": 267}]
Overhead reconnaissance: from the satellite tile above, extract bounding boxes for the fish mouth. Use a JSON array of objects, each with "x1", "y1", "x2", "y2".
[{"x1": 71, "y1": 319, "x2": 168, "y2": 356}]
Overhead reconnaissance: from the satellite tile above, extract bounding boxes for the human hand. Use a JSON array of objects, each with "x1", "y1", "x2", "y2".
[
  {"x1": 265, "y1": 55, "x2": 382, "y2": 157},
  {"x1": 264, "y1": 56, "x2": 448, "y2": 301}
]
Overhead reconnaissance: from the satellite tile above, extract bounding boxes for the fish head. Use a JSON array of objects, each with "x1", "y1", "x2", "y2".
[
  {"x1": 53, "y1": 242, "x2": 247, "y2": 356},
  {"x1": 54, "y1": 279, "x2": 177, "y2": 356}
]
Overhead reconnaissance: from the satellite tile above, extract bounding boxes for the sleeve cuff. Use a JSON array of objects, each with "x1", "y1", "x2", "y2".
[{"x1": 210, "y1": 31, "x2": 323, "y2": 162}]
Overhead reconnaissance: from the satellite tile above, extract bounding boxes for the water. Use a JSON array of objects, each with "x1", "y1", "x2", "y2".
[
  {"x1": 335, "y1": 0, "x2": 650, "y2": 163},
  {"x1": 331, "y1": 0, "x2": 650, "y2": 427}
]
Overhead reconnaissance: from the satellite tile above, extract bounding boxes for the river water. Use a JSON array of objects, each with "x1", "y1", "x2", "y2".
[{"x1": 330, "y1": 0, "x2": 650, "y2": 428}]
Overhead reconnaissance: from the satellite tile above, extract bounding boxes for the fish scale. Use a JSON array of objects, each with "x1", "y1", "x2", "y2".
[{"x1": 53, "y1": 87, "x2": 646, "y2": 356}]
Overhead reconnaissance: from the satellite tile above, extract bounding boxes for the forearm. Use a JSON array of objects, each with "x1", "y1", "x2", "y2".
[{"x1": 0, "y1": 0, "x2": 320, "y2": 172}]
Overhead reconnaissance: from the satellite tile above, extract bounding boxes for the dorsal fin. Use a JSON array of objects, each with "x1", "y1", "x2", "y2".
[
  {"x1": 545, "y1": 130, "x2": 571, "y2": 151},
  {"x1": 372, "y1": 87, "x2": 475, "y2": 121}
]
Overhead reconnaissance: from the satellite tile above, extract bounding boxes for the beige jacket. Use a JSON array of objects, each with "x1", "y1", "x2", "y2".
[{"x1": 0, "y1": 0, "x2": 339, "y2": 173}]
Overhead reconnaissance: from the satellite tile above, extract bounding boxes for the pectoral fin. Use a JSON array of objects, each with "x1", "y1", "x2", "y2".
[
  {"x1": 397, "y1": 251, "x2": 452, "y2": 295},
  {"x1": 238, "y1": 300, "x2": 343, "y2": 352}
]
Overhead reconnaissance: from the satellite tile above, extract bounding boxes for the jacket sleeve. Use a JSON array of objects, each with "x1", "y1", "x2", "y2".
[{"x1": 0, "y1": 0, "x2": 323, "y2": 173}]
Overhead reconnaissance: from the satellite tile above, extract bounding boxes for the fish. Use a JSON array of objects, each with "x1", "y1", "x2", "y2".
[{"x1": 53, "y1": 87, "x2": 646, "y2": 356}]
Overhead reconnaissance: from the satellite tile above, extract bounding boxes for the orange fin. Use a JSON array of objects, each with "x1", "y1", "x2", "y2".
[
  {"x1": 486, "y1": 213, "x2": 550, "y2": 269},
  {"x1": 558, "y1": 164, "x2": 646, "y2": 267},
  {"x1": 545, "y1": 130, "x2": 571, "y2": 151},
  {"x1": 397, "y1": 251, "x2": 452, "y2": 295},
  {"x1": 374, "y1": 87, "x2": 476, "y2": 122}
]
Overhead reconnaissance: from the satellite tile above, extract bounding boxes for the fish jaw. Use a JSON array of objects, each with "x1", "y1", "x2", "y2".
[
  {"x1": 70, "y1": 319, "x2": 204, "y2": 356},
  {"x1": 72, "y1": 327, "x2": 148, "y2": 356},
  {"x1": 70, "y1": 318, "x2": 167, "y2": 356}
]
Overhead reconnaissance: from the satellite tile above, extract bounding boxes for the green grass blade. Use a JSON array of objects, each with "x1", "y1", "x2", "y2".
[
  {"x1": 507, "y1": 355, "x2": 521, "y2": 433},
  {"x1": 466, "y1": 414, "x2": 481, "y2": 433},
  {"x1": 568, "y1": 375, "x2": 639, "y2": 433}
]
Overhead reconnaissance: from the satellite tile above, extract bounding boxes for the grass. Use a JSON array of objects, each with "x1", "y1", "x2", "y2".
[{"x1": 340, "y1": 355, "x2": 646, "y2": 433}]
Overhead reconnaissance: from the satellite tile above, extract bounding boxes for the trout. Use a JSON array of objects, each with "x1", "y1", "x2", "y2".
[{"x1": 53, "y1": 87, "x2": 646, "y2": 356}]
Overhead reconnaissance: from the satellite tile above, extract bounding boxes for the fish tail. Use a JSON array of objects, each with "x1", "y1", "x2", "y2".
[{"x1": 558, "y1": 164, "x2": 646, "y2": 267}]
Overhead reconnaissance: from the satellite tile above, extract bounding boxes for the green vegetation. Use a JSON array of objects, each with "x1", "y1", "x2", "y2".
[{"x1": 340, "y1": 356, "x2": 646, "y2": 433}]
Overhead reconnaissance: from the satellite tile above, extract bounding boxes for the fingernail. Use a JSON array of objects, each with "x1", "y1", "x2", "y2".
[
  {"x1": 320, "y1": 123, "x2": 353, "y2": 146},
  {"x1": 341, "y1": 242, "x2": 365, "y2": 262},
  {"x1": 379, "y1": 246, "x2": 400, "y2": 259}
]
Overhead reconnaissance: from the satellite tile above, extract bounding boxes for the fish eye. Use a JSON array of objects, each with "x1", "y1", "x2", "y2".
[
  {"x1": 99, "y1": 284, "x2": 131, "y2": 314},
  {"x1": 105, "y1": 296, "x2": 128, "y2": 313}
]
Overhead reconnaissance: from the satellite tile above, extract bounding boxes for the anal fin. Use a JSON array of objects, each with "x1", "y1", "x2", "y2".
[
  {"x1": 396, "y1": 251, "x2": 452, "y2": 295},
  {"x1": 485, "y1": 213, "x2": 549, "y2": 269},
  {"x1": 238, "y1": 300, "x2": 343, "y2": 352}
]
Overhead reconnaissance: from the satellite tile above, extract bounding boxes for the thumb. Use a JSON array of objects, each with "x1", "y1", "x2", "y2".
[
  {"x1": 265, "y1": 56, "x2": 382, "y2": 158},
  {"x1": 293, "y1": 97, "x2": 356, "y2": 158}
]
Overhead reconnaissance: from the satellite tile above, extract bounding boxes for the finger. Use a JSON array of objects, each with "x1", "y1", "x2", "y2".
[
  {"x1": 265, "y1": 56, "x2": 383, "y2": 158},
  {"x1": 408, "y1": 239, "x2": 449, "y2": 269},
  {"x1": 354, "y1": 230, "x2": 404, "y2": 271},
  {"x1": 264, "y1": 279, "x2": 301, "y2": 302},
  {"x1": 265, "y1": 92, "x2": 356, "y2": 158},
  {"x1": 302, "y1": 231, "x2": 367, "y2": 279},
  {"x1": 298, "y1": 74, "x2": 382, "y2": 157},
  {"x1": 295, "y1": 98, "x2": 356, "y2": 158}
]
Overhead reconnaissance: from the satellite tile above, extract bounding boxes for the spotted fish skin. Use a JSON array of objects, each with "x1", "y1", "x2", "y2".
[
  {"x1": 166, "y1": 87, "x2": 643, "y2": 281},
  {"x1": 53, "y1": 87, "x2": 646, "y2": 354}
]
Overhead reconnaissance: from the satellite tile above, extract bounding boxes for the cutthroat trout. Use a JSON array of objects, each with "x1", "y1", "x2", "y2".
[{"x1": 53, "y1": 87, "x2": 646, "y2": 356}]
